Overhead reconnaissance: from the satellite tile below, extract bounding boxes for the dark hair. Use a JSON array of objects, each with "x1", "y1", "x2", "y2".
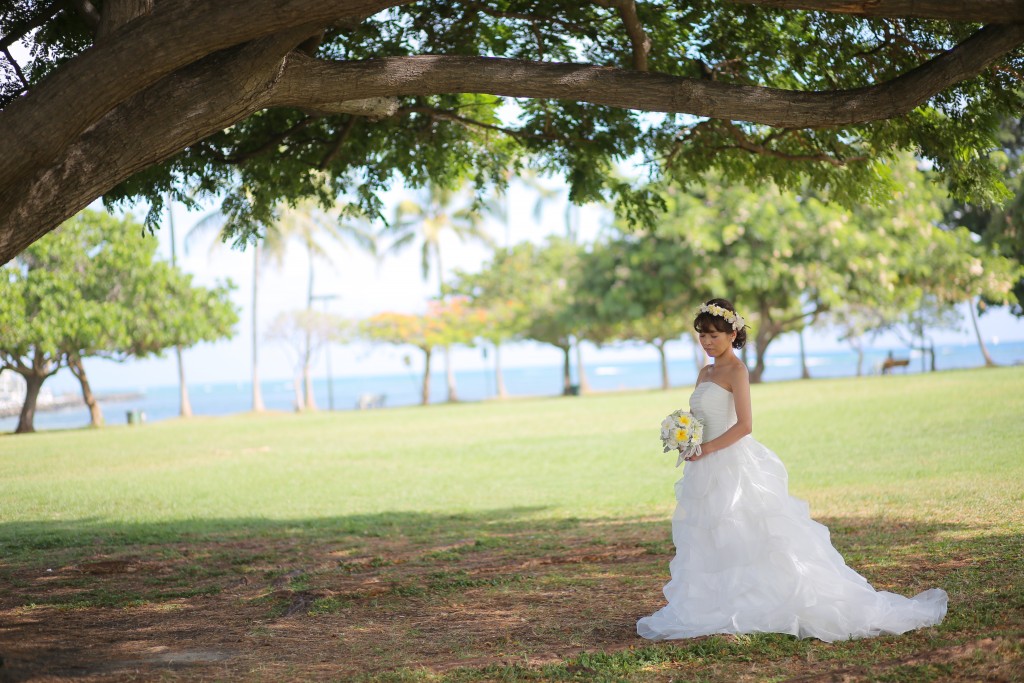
[{"x1": 693, "y1": 298, "x2": 747, "y2": 349}]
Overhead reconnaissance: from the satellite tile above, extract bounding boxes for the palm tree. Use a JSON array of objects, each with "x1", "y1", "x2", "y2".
[
  {"x1": 165, "y1": 196, "x2": 192, "y2": 417},
  {"x1": 478, "y1": 170, "x2": 583, "y2": 399},
  {"x1": 275, "y1": 199, "x2": 375, "y2": 410},
  {"x1": 185, "y1": 208, "x2": 288, "y2": 413},
  {"x1": 380, "y1": 184, "x2": 493, "y2": 402}
]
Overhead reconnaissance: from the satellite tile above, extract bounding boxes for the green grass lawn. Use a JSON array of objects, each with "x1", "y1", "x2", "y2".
[{"x1": 1, "y1": 366, "x2": 1022, "y2": 681}]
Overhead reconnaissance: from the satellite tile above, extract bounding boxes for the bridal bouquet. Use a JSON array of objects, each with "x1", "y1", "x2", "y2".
[{"x1": 660, "y1": 409, "x2": 704, "y2": 467}]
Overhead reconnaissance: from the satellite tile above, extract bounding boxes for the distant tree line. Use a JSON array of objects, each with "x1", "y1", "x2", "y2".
[{"x1": 360, "y1": 159, "x2": 1021, "y2": 402}]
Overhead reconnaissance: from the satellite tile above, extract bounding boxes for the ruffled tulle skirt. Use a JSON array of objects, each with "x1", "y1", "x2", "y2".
[{"x1": 637, "y1": 436, "x2": 947, "y2": 642}]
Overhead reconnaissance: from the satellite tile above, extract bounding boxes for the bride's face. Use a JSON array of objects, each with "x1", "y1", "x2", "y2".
[{"x1": 699, "y1": 327, "x2": 736, "y2": 358}]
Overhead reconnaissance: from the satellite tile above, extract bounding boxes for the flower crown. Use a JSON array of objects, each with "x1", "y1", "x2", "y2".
[{"x1": 698, "y1": 303, "x2": 746, "y2": 332}]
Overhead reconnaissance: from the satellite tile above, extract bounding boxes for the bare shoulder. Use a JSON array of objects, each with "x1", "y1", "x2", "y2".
[
  {"x1": 724, "y1": 361, "x2": 749, "y2": 390},
  {"x1": 696, "y1": 364, "x2": 710, "y2": 383}
]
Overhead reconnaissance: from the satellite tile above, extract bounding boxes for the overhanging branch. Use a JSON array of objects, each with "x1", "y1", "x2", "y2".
[
  {"x1": 727, "y1": 0, "x2": 1024, "y2": 23},
  {"x1": 0, "y1": 0, "x2": 412, "y2": 191},
  {"x1": 271, "y1": 23, "x2": 1024, "y2": 128},
  {"x1": 0, "y1": 30, "x2": 311, "y2": 261}
]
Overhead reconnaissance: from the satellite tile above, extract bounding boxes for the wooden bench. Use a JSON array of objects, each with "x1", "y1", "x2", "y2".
[{"x1": 881, "y1": 358, "x2": 910, "y2": 375}]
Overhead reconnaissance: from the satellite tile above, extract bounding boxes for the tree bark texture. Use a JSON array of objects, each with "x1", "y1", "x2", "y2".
[
  {"x1": 1, "y1": 0, "x2": 1022, "y2": 264},
  {"x1": 95, "y1": 0, "x2": 154, "y2": 42},
  {"x1": 68, "y1": 353, "x2": 104, "y2": 427}
]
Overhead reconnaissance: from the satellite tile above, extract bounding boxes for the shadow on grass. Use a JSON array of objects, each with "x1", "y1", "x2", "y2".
[
  {"x1": 0, "y1": 510, "x2": 1021, "y2": 682},
  {"x1": 0, "y1": 506, "x2": 558, "y2": 554}
]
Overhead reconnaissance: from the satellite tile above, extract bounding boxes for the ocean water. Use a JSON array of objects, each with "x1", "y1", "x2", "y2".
[{"x1": 3, "y1": 341, "x2": 1023, "y2": 432}]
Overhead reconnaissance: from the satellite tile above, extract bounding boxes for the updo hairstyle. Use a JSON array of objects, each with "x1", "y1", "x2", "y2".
[{"x1": 693, "y1": 298, "x2": 747, "y2": 349}]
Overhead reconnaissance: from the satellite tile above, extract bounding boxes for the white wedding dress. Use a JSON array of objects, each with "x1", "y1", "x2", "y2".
[{"x1": 637, "y1": 381, "x2": 947, "y2": 642}]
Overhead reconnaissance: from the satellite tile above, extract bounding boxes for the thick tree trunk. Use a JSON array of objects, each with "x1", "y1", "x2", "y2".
[
  {"x1": 968, "y1": 297, "x2": 998, "y2": 368},
  {"x1": 96, "y1": 0, "x2": 155, "y2": 42},
  {"x1": 68, "y1": 354, "x2": 104, "y2": 428},
  {"x1": 15, "y1": 373, "x2": 45, "y2": 434},
  {"x1": 421, "y1": 347, "x2": 432, "y2": 406},
  {"x1": 656, "y1": 340, "x2": 670, "y2": 390},
  {"x1": 251, "y1": 246, "x2": 266, "y2": 411},
  {"x1": 574, "y1": 338, "x2": 590, "y2": 394},
  {"x1": 494, "y1": 342, "x2": 508, "y2": 399}
]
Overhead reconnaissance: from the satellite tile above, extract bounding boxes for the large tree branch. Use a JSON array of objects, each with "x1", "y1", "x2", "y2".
[
  {"x1": 0, "y1": 30, "x2": 311, "y2": 262},
  {"x1": 2, "y1": 17, "x2": 1021, "y2": 265},
  {"x1": 271, "y1": 23, "x2": 1024, "y2": 128},
  {"x1": 95, "y1": 0, "x2": 153, "y2": 42},
  {"x1": 727, "y1": 0, "x2": 1024, "y2": 23},
  {"x1": 0, "y1": 0, "x2": 411, "y2": 191}
]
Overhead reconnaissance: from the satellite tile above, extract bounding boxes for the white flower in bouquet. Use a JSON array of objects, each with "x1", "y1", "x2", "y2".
[{"x1": 660, "y1": 409, "x2": 704, "y2": 467}]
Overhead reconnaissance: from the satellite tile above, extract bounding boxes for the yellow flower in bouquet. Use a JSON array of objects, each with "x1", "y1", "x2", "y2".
[{"x1": 660, "y1": 409, "x2": 705, "y2": 467}]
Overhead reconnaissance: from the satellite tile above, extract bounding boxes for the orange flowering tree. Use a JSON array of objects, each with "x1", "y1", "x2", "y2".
[{"x1": 362, "y1": 298, "x2": 487, "y2": 405}]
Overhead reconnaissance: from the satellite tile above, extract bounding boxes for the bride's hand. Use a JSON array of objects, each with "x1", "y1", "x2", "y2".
[{"x1": 683, "y1": 445, "x2": 709, "y2": 462}]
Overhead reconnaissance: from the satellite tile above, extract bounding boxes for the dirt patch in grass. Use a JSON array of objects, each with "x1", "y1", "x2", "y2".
[{"x1": 0, "y1": 515, "x2": 1020, "y2": 682}]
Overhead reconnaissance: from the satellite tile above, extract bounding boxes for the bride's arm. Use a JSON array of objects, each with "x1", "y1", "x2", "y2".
[{"x1": 687, "y1": 366, "x2": 753, "y2": 460}]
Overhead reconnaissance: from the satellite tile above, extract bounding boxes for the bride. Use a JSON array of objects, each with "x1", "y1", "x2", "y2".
[{"x1": 637, "y1": 299, "x2": 947, "y2": 643}]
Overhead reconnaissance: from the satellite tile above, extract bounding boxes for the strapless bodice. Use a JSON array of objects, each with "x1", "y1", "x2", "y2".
[{"x1": 689, "y1": 382, "x2": 737, "y2": 441}]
